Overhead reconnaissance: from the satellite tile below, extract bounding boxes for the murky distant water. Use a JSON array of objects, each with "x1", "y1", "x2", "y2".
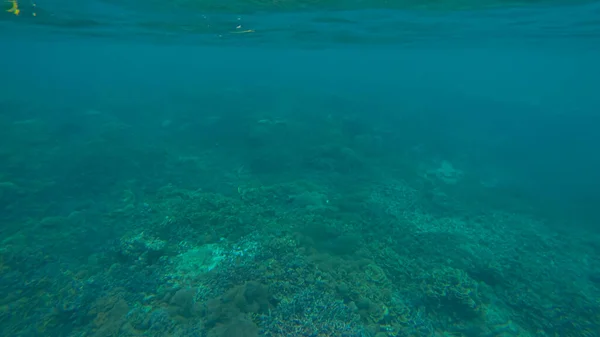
[{"x1": 2, "y1": 0, "x2": 600, "y2": 47}]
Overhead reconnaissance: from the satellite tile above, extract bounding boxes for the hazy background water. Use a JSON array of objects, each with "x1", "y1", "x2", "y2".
[{"x1": 3, "y1": 0, "x2": 600, "y2": 224}]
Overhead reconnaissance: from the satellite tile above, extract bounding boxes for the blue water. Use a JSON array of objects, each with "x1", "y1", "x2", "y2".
[{"x1": 2, "y1": 1, "x2": 600, "y2": 336}]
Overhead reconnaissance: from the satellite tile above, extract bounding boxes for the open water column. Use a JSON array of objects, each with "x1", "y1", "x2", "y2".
[{"x1": 1, "y1": 0, "x2": 600, "y2": 336}]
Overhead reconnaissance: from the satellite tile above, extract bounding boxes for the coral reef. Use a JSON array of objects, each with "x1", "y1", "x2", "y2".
[{"x1": 1, "y1": 101, "x2": 599, "y2": 337}]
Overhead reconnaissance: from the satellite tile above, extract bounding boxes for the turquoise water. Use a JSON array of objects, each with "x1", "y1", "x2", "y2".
[
  {"x1": 2, "y1": 1, "x2": 600, "y2": 336},
  {"x1": 3, "y1": 0, "x2": 600, "y2": 46}
]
